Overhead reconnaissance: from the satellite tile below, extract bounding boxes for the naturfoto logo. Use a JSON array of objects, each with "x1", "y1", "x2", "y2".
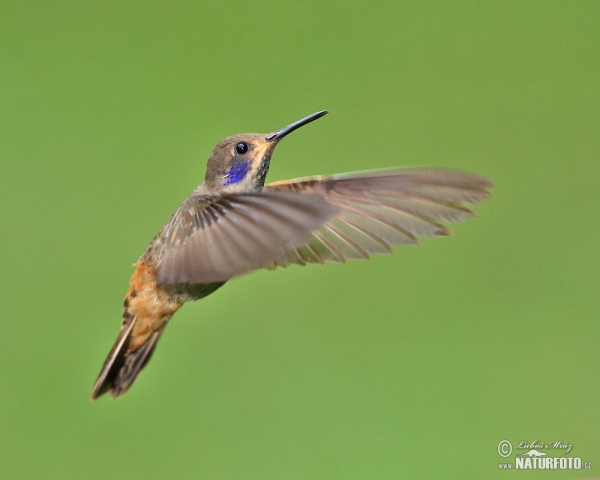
[{"x1": 497, "y1": 439, "x2": 591, "y2": 471}]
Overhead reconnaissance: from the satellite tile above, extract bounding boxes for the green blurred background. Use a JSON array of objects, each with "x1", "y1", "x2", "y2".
[{"x1": 1, "y1": 1, "x2": 599, "y2": 478}]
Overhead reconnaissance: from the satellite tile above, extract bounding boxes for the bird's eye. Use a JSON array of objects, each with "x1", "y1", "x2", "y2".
[{"x1": 235, "y1": 142, "x2": 249, "y2": 155}]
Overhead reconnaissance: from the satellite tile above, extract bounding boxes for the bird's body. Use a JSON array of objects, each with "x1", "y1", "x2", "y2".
[{"x1": 92, "y1": 111, "x2": 493, "y2": 400}]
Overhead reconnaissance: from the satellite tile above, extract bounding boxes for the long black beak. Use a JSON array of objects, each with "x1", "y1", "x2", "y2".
[{"x1": 266, "y1": 110, "x2": 328, "y2": 142}]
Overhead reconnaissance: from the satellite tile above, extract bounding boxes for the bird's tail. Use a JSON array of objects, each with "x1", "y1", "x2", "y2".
[{"x1": 91, "y1": 316, "x2": 164, "y2": 400}]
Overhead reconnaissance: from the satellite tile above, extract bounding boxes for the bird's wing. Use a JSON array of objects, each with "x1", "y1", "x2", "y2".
[
  {"x1": 263, "y1": 168, "x2": 493, "y2": 266},
  {"x1": 156, "y1": 191, "x2": 338, "y2": 284}
]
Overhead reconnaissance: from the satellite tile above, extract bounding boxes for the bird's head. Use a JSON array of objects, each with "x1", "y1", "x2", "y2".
[{"x1": 203, "y1": 110, "x2": 327, "y2": 192}]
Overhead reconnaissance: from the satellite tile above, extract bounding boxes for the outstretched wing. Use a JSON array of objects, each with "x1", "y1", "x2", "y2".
[
  {"x1": 264, "y1": 168, "x2": 493, "y2": 266},
  {"x1": 156, "y1": 191, "x2": 338, "y2": 284}
]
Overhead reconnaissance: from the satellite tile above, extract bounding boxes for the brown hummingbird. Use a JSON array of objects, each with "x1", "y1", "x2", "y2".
[{"x1": 91, "y1": 110, "x2": 493, "y2": 400}]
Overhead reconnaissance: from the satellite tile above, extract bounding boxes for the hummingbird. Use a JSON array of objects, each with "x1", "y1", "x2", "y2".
[{"x1": 91, "y1": 110, "x2": 493, "y2": 400}]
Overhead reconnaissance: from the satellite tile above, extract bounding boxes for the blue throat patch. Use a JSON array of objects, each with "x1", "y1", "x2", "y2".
[{"x1": 223, "y1": 159, "x2": 251, "y2": 185}]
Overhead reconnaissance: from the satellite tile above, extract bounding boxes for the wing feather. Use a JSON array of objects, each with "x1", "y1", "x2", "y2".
[
  {"x1": 265, "y1": 168, "x2": 492, "y2": 267},
  {"x1": 156, "y1": 192, "x2": 337, "y2": 284}
]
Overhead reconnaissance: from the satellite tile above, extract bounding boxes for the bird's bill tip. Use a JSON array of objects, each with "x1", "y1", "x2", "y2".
[{"x1": 266, "y1": 110, "x2": 328, "y2": 142}]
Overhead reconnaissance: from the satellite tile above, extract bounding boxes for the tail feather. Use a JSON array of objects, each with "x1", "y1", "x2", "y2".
[{"x1": 91, "y1": 318, "x2": 164, "y2": 400}]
